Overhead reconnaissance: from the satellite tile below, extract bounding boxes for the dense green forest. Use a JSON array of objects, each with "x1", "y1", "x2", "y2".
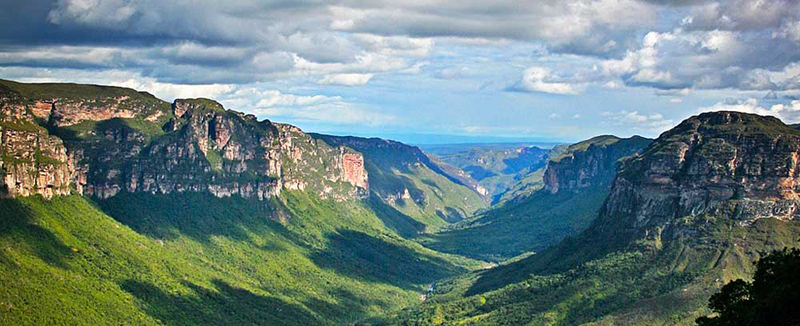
[
  {"x1": 0, "y1": 192, "x2": 481, "y2": 326},
  {"x1": 373, "y1": 216, "x2": 800, "y2": 326},
  {"x1": 696, "y1": 248, "x2": 800, "y2": 326}
]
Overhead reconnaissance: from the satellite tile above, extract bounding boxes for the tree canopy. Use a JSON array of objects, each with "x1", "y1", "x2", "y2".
[{"x1": 697, "y1": 247, "x2": 800, "y2": 326}]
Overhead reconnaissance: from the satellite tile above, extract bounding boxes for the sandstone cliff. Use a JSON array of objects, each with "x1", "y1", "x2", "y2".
[
  {"x1": 0, "y1": 84, "x2": 73, "y2": 198},
  {"x1": 543, "y1": 135, "x2": 651, "y2": 194},
  {"x1": 0, "y1": 80, "x2": 368, "y2": 201},
  {"x1": 595, "y1": 111, "x2": 800, "y2": 247},
  {"x1": 312, "y1": 134, "x2": 486, "y2": 226}
]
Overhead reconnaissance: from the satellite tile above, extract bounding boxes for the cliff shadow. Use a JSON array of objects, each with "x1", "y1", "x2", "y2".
[
  {"x1": 96, "y1": 192, "x2": 301, "y2": 247},
  {"x1": 310, "y1": 229, "x2": 462, "y2": 291},
  {"x1": 366, "y1": 196, "x2": 426, "y2": 238},
  {"x1": 121, "y1": 279, "x2": 321, "y2": 326},
  {"x1": 0, "y1": 198, "x2": 73, "y2": 269}
]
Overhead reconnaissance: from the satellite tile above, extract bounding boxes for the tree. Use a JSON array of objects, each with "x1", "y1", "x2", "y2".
[{"x1": 697, "y1": 248, "x2": 800, "y2": 326}]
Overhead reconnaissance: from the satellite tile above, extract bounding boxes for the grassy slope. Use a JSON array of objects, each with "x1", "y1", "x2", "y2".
[
  {"x1": 417, "y1": 185, "x2": 609, "y2": 262},
  {"x1": 312, "y1": 135, "x2": 486, "y2": 232},
  {"x1": 417, "y1": 137, "x2": 643, "y2": 262},
  {"x1": 0, "y1": 192, "x2": 482, "y2": 326},
  {"x1": 373, "y1": 215, "x2": 800, "y2": 326}
]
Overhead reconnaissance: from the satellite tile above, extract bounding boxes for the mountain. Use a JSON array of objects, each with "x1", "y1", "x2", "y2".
[
  {"x1": 423, "y1": 143, "x2": 552, "y2": 202},
  {"x1": 417, "y1": 135, "x2": 651, "y2": 262},
  {"x1": 0, "y1": 79, "x2": 485, "y2": 326},
  {"x1": 377, "y1": 111, "x2": 800, "y2": 326},
  {"x1": 311, "y1": 134, "x2": 487, "y2": 233}
]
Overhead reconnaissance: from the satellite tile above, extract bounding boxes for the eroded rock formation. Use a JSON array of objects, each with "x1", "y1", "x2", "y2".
[
  {"x1": 0, "y1": 80, "x2": 368, "y2": 201},
  {"x1": 0, "y1": 86, "x2": 74, "y2": 198},
  {"x1": 543, "y1": 135, "x2": 651, "y2": 194},
  {"x1": 596, "y1": 111, "x2": 800, "y2": 244}
]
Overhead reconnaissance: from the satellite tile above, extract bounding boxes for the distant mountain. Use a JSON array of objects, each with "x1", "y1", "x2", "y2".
[
  {"x1": 417, "y1": 135, "x2": 651, "y2": 262},
  {"x1": 0, "y1": 79, "x2": 486, "y2": 326},
  {"x1": 423, "y1": 143, "x2": 553, "y2": 202},
  {"x1": 377, "y1": 111, "x2": 800, "y2": 326}
]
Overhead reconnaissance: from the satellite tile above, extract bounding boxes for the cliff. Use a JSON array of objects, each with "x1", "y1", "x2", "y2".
[
  {"x1": 0, "y1": 80, "x2": 368, "y2": 201},
  {"x1": 420, "y1": 135, "x2": 651, "y2": 261},
  {"x1": 312, "y1": 134, "x2": 486, "y2": 227},
  {"x1": 0, "y1": 84, "x2": 73, "y2": 198},
  {"x1": 595, "y1": 111, "x2": 800, "y2": 246},
  {"x1": 379, "y1": 112, "x2": 800, "y2": 326},
  {"x1": 543, "y1": 135, "x2": 652, "y2": 194}
]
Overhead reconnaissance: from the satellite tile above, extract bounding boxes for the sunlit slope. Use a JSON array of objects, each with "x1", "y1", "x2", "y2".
[
  {"x1": 419, "y1": 136, "x2": 650, "y2": 262},
  {"x1": 313, "y1": 135, "x2": 487, "y2": 232},
  {"x1": 375, "y1": 112, "x2": 800, "y2": 326},
  {"x1": 0, "y1": 192, "x2": 481, "y2": 326}
]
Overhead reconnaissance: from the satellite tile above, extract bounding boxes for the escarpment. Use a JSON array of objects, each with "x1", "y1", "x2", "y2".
[
  {"x1": 543, "y1": 135, "x2": 652, "y2": 194},
  {"x1": 0, "y1": 80, "x2": 368, "y2": 201},
  {"x1": 0, "y1": 85, "x2": 73, "y2": 198},
  {"x1": 595, "y1": 111, "x2": 800, "y2": 246}
]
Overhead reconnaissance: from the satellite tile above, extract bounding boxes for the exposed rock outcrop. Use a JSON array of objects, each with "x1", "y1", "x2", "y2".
[
  {"x1": 543, "y1": 135, "x2": 652, "y2": 194},
  {"x1": 0, "y1": 86, "x2": 74, "y2": 198},
  {"x1": 341, "y1": 152, "x2": 368, "y2": 190},
  {"x1": 596, "y1": 111, "x2": 800, "y2": 245},
  {"x1": 0, "y1": 80, "x2": 369, "y2": 201}
]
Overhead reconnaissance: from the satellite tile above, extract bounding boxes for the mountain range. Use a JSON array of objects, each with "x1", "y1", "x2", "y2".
[{"x1": 2, "y1": 79, "x2": 799, "y2": 326}]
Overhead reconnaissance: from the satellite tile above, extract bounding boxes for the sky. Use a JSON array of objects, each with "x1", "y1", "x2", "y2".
[{"x1": 2, "y1": 0, "x2": 800, "y2": 143}]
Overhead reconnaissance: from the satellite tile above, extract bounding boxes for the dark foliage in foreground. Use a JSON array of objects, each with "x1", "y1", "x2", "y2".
[{"x1": 697, "y1": 247, "x2": 800, "y2": 326}]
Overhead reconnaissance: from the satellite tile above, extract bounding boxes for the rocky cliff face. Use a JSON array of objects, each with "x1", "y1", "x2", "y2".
[
  {"x1": 0, "y1": 80, "x2": 368, "y2": 201},
  {"x1": 543, "y1": 135, "x2": 651, "y2": 194},
  {"x1": 0, "y1": 85, "x2": 74, "y2": 198},
  {"x1": 311, "y1": 134, "x2": 486, "y2": 225},
  {"x1": 596, "y1": 111, "x2": 800, "y2": 245}
]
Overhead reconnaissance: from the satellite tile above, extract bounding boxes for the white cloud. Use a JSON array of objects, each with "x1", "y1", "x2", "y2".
[
  {"x1": 257, "y1": 102, "x2": 396, "y2": 126},
  {"x1": 600, "y1": 9, "x2": 800, "y2": 91},
  {"x1": 699, "y1": 98, "x2": 800, "y2": 123},
  {"x1": 513, "y1": 67, "x2": 582, "y2": 95},
  {"x1": 317, "y1": 73, "x2": 374, "y2": 86},
  {"x1": 604, "y1": 109, "x2": 674, "y2": 132},
  {"x1": 602, "y1": 80, "x2": 623, "y2": 90},
  {"x1": 215, "y1": 86, "x2": 395, "y2": 126},
  {"x1": 434, "y1": 67, "x2": 465, "y2": 79},
  {"x1": 111, "y1": 79, "x2": 235, "y2": 101}
]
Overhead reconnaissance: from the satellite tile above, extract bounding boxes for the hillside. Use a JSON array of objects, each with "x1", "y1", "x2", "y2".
[
  {"x1": 376, "y1": 111, "x2": 800, "y2": 326},
  {"x1": 0, "y1": 79, "x2": 486, "y2": 326},
  {"x1": 0, "y1": 192, "x2": 484, "y2": 326},
  {"x1": 423, "y1": 143, "x2": 552, "y2": 202},
  {"x1": 312, "y1": 135, "x2": 487, "y2": 232},
  {"x1": 417, "y1": 135, "x2": 651, "y2": 262}
]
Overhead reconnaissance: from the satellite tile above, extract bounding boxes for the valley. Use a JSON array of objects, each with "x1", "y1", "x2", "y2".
[{"x1": 2, "y1": 80, "x2": 799, "y2": 326}]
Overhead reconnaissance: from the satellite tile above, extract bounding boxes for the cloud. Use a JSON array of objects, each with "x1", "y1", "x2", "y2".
[
  {"x1": 604, "y1": 109, "x2": 674, "y2": 132},
  {"x1": 434, "y1": 67, "x2": 465, "y2": 79},
  {"x1": 698, "y1": 98, "x2": 800, "y2": 123},
  {"x1": 214, "y1": 86, "x2": 396, "y2": 126},
  {"x1": 257, "y1": 101, "x2": 396, "y2": 126},
  {"x1": 111, "y1": 78, "x2": 235, "y2": 101},
  {"x1": 317, "y1": 73, "x2": 374, "y2": 86},
  {"x1": 510, "y1": 67, "x2": 582, "y2": 95},
  {"x1": 683, "y1": 0, "x2": 800, "y2": 32},
  {"x1": 601, "y1": 28, "x2": 800, "y2": 91},
  {"x1": 598, "y1": 0, "x2": 800, "y2": 92},
  {"x1": 329, "y1": 0, "x2": 657, "y2": 56}
]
